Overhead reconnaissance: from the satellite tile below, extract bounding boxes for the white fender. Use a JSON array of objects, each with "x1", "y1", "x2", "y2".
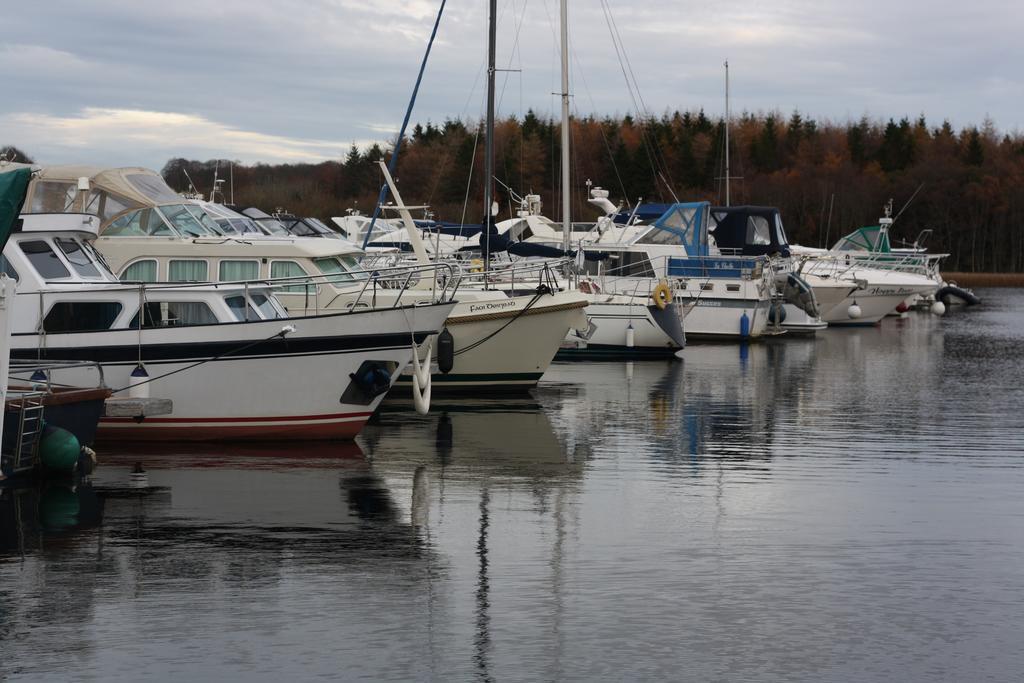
[{"x1": 411, "y1": 339, "x2": 433, "y2": 415}]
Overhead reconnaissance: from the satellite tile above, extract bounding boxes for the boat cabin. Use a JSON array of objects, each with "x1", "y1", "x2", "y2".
[{"x1": 2, "y1": 213, "x2": 288, "y2": 335}]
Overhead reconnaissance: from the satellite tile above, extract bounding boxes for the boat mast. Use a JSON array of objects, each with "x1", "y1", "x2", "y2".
[
  {"x1": 559, "y1": 0, "x2": 571, "y2": 252},
  {"x1": 483, "y1": 0, "x2": 497, "y2": 274},
  {"x1": 724, "y1": 60, "x2": 730, "y2": 207}
]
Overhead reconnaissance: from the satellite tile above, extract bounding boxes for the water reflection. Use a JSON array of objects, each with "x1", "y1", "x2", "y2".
[{"x1": 2, "y1": 296, "x2": 1023, "y2": 680}]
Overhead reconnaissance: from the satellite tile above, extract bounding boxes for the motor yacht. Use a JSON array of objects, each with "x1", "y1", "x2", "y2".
[{"x1": 3, "y1": 172, "x2": 455, "y2": 440}]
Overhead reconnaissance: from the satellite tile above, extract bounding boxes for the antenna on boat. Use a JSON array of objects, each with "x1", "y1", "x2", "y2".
[
  {"x1": 211, "y1": 160, "x2": 220, "y2": 202},
  {"x1": 182, "y1": 168, "x2": 200, "y2": 199}
]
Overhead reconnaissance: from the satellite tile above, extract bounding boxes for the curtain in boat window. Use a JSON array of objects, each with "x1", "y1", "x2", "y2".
[
  {"x1": 270, "y1": 260, "x2": 309, "y2": 292},
  {"x1": 130, "y1": 301, "x2": 218, "y2": 328},
  {"x1": 121, "y1": 260, "x2": 158, "y2": 282},
  {"x1": 218, "y1": 260, "x2": 259, "y2": 282},
  {"x1": 168, "y1": 259, "x2": 208, "y2": 282}
]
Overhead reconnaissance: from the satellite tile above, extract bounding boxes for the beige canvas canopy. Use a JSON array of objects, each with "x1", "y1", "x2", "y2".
[{"x1": 25, "y1": 165, "x2": 182, "y2": 225}]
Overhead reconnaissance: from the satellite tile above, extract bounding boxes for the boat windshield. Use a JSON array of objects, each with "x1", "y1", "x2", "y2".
[
  {"x1": 158, "y1": 204, "x2": 220, "y2": 237},
  {"x1": 103, "y1": 207, "x2": 175, "y2": 237},
  {"x1": 55, "y1": 237, "x2": 102, "y2": 278},
  {"x1": 254, "y1": 216, "x2": 291, "y2": 236}
]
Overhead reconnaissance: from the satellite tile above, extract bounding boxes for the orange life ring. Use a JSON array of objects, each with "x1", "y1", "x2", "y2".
[{"x1": 651, "y1": 281, "x2": 672, "y2": 310}]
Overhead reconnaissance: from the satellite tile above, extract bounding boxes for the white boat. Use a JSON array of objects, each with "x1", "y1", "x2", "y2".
[
  {"x1": 499, "y1": 198, "x2": 778, "y2": 340},
  {"x1": 2, "y1": 209, "x2": 454, "y2": 441},
  {"x1": 795, "y1": 253, "x2": 941, "y2": 325},
  {"x1": 21, "y1": 164, "x2": 587, "y2": 394},
  {"x1": 790, "y1": 202, "x2": 951, "y2": 324}
]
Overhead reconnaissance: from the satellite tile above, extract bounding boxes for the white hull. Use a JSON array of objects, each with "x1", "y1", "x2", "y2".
[
  {"x1": 598, "y1": 276, "x2": 773, "y2": 340},
  {"x1": 560, "y1": 294, "x2": 683, "y2": 358},
  {"x1": 824, "y1": 284, "x2": 937, "y2": 325},
  {"x1": 11, "y1": 304, "x2": 454, "y2": 440},
  {"x1": 779, "y1": 303, "x2": 828, "y2": 334},
  {"x1": 395, "y1": 290, "x2": 588, "y2": 391},
  {"x1": 802, "y1": 265, "x2": 939, "y2": 325}
]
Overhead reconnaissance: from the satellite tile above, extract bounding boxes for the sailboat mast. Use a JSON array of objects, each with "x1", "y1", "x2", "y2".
[
  {"x1": 559, "y1": 0, "x2": 571, "y2": 252},
  {"x1": 724, "y1": 60, "x2": 730, "y2": 207},
  {"x1": 483, "y1": 0, "x2": 497, "y2": 273}
]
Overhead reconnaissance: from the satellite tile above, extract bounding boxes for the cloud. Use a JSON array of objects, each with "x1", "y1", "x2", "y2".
[
  {"x1": 1, "y1": 108, "x2": 375, "y2": 166},
  {"x1": 0, "y1": 0, "x2": 1021, "y2": 168}
]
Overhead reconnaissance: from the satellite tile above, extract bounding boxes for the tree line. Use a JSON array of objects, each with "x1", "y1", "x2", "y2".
[{"x1": 9, "y1": 109, "x2": 1024, "y2": 272}]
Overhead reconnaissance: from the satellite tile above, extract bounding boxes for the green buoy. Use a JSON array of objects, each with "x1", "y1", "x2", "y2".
[{"x1": 39, "y1": 424, "x2": 81, "y2": 473}]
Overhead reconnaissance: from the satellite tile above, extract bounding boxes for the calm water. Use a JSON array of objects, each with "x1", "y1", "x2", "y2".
[{"x1": 3, "y1": 289, "x2": 1024, "y2": 681}]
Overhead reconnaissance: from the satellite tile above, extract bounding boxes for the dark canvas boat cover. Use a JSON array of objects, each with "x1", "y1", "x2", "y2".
[{"x1": 709, "y1": 205, "x2": 790, "y2": 257}]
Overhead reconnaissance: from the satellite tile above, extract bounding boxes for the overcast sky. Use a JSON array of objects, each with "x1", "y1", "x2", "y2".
[{"x1": 2, "y1": 0, "x2": 1020, "y2": 170}]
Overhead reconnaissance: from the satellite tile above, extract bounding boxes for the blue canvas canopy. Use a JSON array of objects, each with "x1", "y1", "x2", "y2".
[{"x1": 637, "y1": 202, "x2": 710, "y2": 256}]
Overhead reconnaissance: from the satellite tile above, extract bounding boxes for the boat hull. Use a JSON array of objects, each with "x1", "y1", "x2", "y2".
[
  {"x1": 11, "y1": 304, "x2": 454, "y2": 441},
  {"x1": 559, "y1": 295, "x2": 683, "y2": 359},
  {"x1": 395, "y1": 291, "x2": 588, "y2": 392}
]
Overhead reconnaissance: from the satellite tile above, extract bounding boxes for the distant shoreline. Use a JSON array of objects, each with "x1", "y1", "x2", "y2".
[{"x1": 941, "y1": 272, "x2": 1024, "y2": 287}]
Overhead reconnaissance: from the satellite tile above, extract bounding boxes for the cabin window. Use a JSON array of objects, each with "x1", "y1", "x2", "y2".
[
  {"x1": 726, "y1": 283, "x2": 740, "y2": 292},
  {"x1": 219, "y1": 260, "x2": 259, "y2": 282},
  {"x1": 0, "y1": 255, "x2": 19, "y2": 281},
  {"x1": 21, "y1": 240, "x2": 71, "y2": 279},
  {"x1": 270, "y1": 260, "x2": 310, "y2": 292},
  {"x1": 55, "y1": 238, "x2": 101, "y2": 278},
  {"x1": 224, "y1": 295, "x2": 260, "y2": 322},
  {"x1": 612, "y1": 251, "x2": 655, "y2": 278},
  {"x1": 130, "y1": 301, "x2": 218, "y2": 328},
  {"x1": 250, "y1": 293, "x2": 283, "y2": 319},
  {"x1": 28, "y1": 181, "x2": 77, "y2": 213},
  {"x1": 168, "y1": 259, "x2": 209, "y2": 282},
  {"x1": 314, "y1": 257, "x2": 356, "y2": 283},
  {"x1": 43, "y1": 301, "x2": 122, "y2": 332},
  {"x1": 104, "y1": 208, "x2": 172, "y2": 236},
  {"x1": 746, "y1": 216, "x2": 772, "y2": 246},
  {"x1": 121, "y1": 260, "x2": 158, "y2": 282},
  {"x1": 701, "y1": 283, "x2": 715, "y2": 292}
]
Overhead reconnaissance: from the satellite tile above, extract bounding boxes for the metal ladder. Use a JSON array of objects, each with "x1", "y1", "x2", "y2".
[{"x1": 4, "y1": 392, "x2": 46, "y2": 474}]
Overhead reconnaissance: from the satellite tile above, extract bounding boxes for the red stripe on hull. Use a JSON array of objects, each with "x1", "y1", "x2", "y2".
[{"x1": 96, "y1": 417, "x2": 369, "y2": 442}]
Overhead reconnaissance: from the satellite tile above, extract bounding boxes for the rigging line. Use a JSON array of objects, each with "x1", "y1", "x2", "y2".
[
  {"x1": 363, "y1": 0, "x2": 448, "y2": 249},
  {"x1": 459, "y1": 125, "x2": 484, "y2": 231},
  {"x1": 108, "y1": 327, "x2": 295, "y2": 395},
  {"x1": 496, "y1": 0, "x2": 527, "y2": 210},
  {"x1": 453, "y1": 287, "x2": 548, "y2": 356},
  {"x1": 571, "y1": 51, "x2": 629, "y2": 204},
  {"x1": 599, "y1": 0, "x2": 677, "y2": 195},
  {"x1": 425, "y1": 60, "x2": 487, "y2": 207}
]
